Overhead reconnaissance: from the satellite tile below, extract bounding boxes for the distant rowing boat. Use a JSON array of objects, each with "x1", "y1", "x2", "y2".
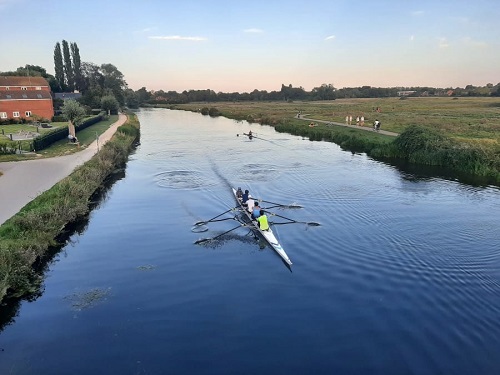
[{"x1": 232, "y1": 188, "x2": 292, "y2": 266}]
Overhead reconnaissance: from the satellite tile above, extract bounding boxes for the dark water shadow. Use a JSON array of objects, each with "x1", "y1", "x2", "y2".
[
  {"x1": 0, "y1": 164, "x2": 129, "y2": 333},
  {"x1": 382, "y1": 159, "x2": 499, "y2": 189}
]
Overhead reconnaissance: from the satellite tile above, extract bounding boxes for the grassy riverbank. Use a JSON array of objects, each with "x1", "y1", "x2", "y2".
[
  {"x1": 172, "y1": 98, "x2": 500, "y2": 184},
  {"x1": 0, "y1": 114, "x2": 140, "y2": 302}
]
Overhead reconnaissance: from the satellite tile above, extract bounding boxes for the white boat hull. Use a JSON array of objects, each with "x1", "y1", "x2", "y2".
[{"x1": 232, "y1": 188, "x2": 292, "y2": 266}]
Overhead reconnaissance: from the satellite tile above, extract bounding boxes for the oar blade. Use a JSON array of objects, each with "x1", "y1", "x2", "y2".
[
  {"x1": 307, "y1": 222, "x2": 321, "y2": 226},
  {"x1": 194, "y1": 238, "x2": 211, "y2": 244}
]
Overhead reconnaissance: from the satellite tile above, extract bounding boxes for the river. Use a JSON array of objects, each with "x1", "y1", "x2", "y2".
[{"x1": 1, "y1": 108, "x2": 499, "y2": 374}]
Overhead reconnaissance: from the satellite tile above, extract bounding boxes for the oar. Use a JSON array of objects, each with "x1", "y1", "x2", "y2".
[
  {"x1": 237, "y1": 133, "x2": 270, "y2": 141},
  {"x1": 267, "y1": 212, "x2": 320, "y2": 226},
  {"x1": 195, "y1": 207, "x2": 238, "y2": 226},
  {"x1": 194, "y1": 224, "x2": 245, "y2": 244},
  {"x1": 256, "y1": 199, "x2": 302, "y2": 209},
  {"x1": 237, "y1": 133, "x2": 254, "y2": 139}
]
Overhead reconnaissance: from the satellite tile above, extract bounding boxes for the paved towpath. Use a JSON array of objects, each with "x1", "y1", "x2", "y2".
[
  {"x1": 0, "y1": 113, "x2": 127, "y2": 226},
  {"x1": 296, "y1": 115, "x2": 399, "y2": 137}
]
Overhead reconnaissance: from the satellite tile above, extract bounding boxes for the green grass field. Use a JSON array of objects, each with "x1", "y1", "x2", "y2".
[
  {"x1": 0, "y1": 115, "x2": 118, "y2": 161},
  {"x1": 174, "y1": 97, "x2": 500, "y2": 148}
]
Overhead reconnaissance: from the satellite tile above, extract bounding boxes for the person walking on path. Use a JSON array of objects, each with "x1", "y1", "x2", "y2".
[{"x1": 0, "y1": 113, "x2": 127, "y2": 226}]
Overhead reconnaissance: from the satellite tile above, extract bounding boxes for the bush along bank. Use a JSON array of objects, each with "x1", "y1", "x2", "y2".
[
  {"x1": 0, "y1": 113, "x2": 140, "y2": 303},
  {"x1": 274, "y1": 122, "x2": 500, "y2": 185}
]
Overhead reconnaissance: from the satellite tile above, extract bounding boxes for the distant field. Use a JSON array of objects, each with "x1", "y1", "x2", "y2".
[{"x1": 174, "y1": 97, "x2": 500, "y2": 148}]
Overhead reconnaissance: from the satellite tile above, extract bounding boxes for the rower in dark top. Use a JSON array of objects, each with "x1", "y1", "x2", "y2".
[
  {"x1": 248, "y1": 130, "x2": 253, "y2": 140},
  {"x1": 241, "y1": 189, "x2": 250, "y2": 206}
]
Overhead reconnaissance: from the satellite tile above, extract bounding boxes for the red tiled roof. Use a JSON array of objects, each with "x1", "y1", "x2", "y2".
[
  {"x1": 0, "y1": 76, "x2": 49, "y2": 87},
  {"x1": 0, "y1": 91, "x2": 52, "y2": 100}
]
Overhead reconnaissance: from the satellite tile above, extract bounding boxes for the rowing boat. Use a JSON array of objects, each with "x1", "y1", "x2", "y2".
[{"x1": 232, "y1": 188, "x2": 292, "y2": 266}]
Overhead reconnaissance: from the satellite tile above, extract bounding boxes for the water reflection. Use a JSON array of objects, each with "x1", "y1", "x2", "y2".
[
  {"x1": 387, "y1": 159, "x2": 499, "y2": 188},
  {"x1": 0, "y1": 165, "x2": 127, "y2": 332},
  {"x1": 1, "y1": 109, "x2": 499, "y2": 375}
]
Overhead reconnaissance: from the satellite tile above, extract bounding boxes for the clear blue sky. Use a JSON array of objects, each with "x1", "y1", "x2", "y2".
[{"x1": 1, "y1": 0, "x2": 499, "y2": 92}]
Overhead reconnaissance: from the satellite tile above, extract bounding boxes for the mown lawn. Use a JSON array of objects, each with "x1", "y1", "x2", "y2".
[{"x1": 0, "y1": 115, "x2": 118, "y2": 161}]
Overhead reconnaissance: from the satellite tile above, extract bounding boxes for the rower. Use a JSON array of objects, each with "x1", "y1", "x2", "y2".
[
  {"x1": 256, "y1": 210, "x2": 269, "y2": 231},
  {"x1": 242, "y1": 189, "x2": 250, "y2": 206},
  {"x1": 236, "y1": 187, "x2": 243, "y2": 199},
  {"x1": 251, "y1": 201, "x2": 261, "y2": 219},
  {"x1": 247, "y1": 196, "x2": 255, "y2": 214}
]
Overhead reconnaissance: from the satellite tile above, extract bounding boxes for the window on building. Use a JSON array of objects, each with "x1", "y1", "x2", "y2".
[
  {"x1": 37, "y1": 94, "x2": 42, "y2": 98},
  {"x1": 0, "y1": 112, "x2": 7, "y2": 119},
  {"x1": 5, "y1": 87, "x2": 9, "y2": 91},
  {"x1": 22, "y1": 94, "x2": 28, "y2": 99},
  {"x1": 6, "y1": 95, "x2": 12, "y2": 99},
  {"x1": 25, "y1": 111, "x2": 32, "y2": 117},
  {"x1": 21, "y1": 87, "x2": 27, "y2": 90},
  {"x1": 13, "y1": 112, "x2": 20, "y2": 117},
  {"x1": 36, "y1": 86, "x2": 42, "y2": 90}
]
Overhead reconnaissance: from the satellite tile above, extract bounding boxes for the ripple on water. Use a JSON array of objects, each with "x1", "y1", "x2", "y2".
[
  {"x1": 238, "y1": 163, "x2": 282, "y2": 181},
  {"x1": 154, "y1": 170, "x2": 217, "y2": 189}
]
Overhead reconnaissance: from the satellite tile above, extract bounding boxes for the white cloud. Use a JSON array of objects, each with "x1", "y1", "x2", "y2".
[
  {"x1": 135, "y1": 27, "x2": 156, "y2": 34},
  {"x1": 325, "y1": 35, "x2": 336, "y2": 41},
  {"x1": 462, "y1": 37, "x2": 487, "y2": 48},
  {"x1": 412, "y1": 10, "x2": 424, "y2": 16},
  {"x1": 451, "y1": 16, "x2": 469, "y2": 24},
  {"x1": 149, "y1": 35, "x2": 207, "y2": 41},
  {"x1": 410, "y1": 35, "x2": 414, "y2": 42},
  {"x1": 437, "y1": 37, "x2": 449, "y2": 48},
  {"x1": 244, "y1": 28, "x2": 264, "y2": 33}
]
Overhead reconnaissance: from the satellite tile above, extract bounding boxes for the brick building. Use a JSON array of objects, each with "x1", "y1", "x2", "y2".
[{"x1": 0, "y1": 76, "x2": 54, "y2": 121}]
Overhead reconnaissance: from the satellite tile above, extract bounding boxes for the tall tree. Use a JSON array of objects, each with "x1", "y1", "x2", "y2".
[
  {"x1": 54, "y1": 42, "x2": 65, "y2": 91},
  {"x1": 71, "y1": 42, "x2": 83, "y2": 91},
  {"x1": 100, "y1": 63, "x2": 127, "y2": 105},
  {"x1": 62, "y1": 40, "x2": 74, "y2": 91},
  {"x1": 100, "y1": 94, "x2": 120, "y2": 115}
]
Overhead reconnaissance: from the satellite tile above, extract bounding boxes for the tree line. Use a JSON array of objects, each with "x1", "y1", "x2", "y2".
[
  {"x1": 135, "y1": 82, "x2": 500, "y2": 106},
  {"x1": 2, "y1": 40, "x2": 499, "y2": 111}
]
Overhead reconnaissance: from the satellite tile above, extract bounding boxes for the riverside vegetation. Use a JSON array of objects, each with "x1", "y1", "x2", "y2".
[
  {"x1": 0, "y1": 113, "x2": 140, "y2": 302},
  {"x1": 171, "y1": 97, "x2": 500, "y2": 185}
]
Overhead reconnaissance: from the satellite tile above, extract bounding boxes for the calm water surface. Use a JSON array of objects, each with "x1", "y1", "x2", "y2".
[{"x1": 1, "y1": 108, "x2": 500, "y2": 374}]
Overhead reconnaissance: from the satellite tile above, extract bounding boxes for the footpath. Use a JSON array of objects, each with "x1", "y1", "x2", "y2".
[
  {"x1": 0, "y1": 113, "x2": 127, "y2": 226},
  {"x1": 296, "y1": 115, "x2": 399, "y2": 137}
]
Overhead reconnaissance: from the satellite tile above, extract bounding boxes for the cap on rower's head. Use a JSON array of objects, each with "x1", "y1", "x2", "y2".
[
  {"x1": 245, "y1": 189, "x2": 249, "y2": 193},
  {"x1": 254, "y1": 202, "x2": 259, "y2": 206}
]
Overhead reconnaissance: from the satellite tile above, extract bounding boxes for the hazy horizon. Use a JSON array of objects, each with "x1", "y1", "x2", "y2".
[{"x1": 1, "y1": 0, "x2": 498, "y2": 92}]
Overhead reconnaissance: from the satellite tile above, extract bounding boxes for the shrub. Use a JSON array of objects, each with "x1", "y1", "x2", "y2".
[{"x1": 208, "y1": 107, "x2": 220, "y2": 117}]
